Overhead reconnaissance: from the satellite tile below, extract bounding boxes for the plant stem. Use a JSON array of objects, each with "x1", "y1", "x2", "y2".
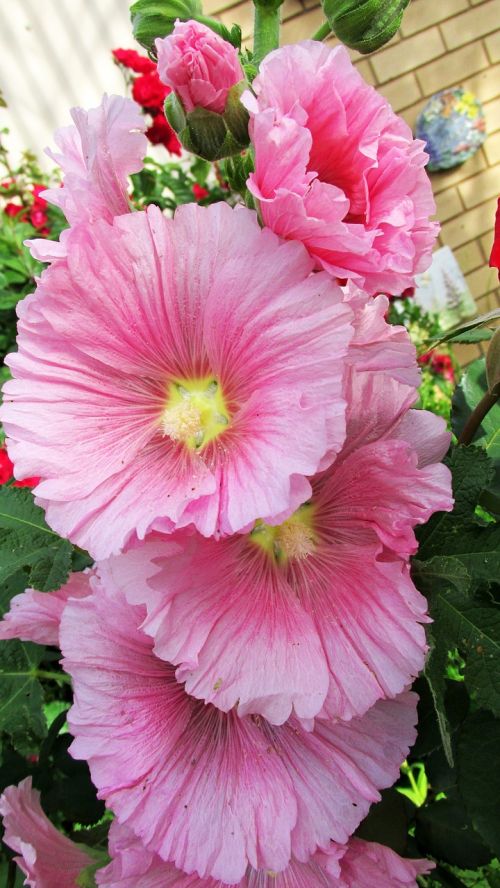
[
  {"x1": 35, "y1": 669, "x2": 72, "y2": 685},
  {"x1": 253, "y1": 3, "x2": 281, "y2": 64},
  {"x1": 312, "y1": 21, "x2": 332, "y2": 41},
  {"x1": 457, "y1": 389, "x2": 499, "y2": 445}
]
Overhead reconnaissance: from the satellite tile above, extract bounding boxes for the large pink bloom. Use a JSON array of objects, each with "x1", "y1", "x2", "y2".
[
  {"x1": 27, "y1": 95, "x2": 147, "y2": 262},
  {"x1": 60, "y1": 579, "x2": 418, "y2": 883},
  {"x1": 98, "y1": 821, "x2": 432, "y2": 887},
  {"x1": 0, "y1": 570, "x2": 91, "y2": 646},
  {"x1": 243, "y1": 43, "x2": 438, "y2": 296},
  {"x1": 0, "y1": 778, "x2": 94, "y2": 888},
  {"x1": 156, "y1": 20, "x2": 244, "y2": 115},
  {"x1": 2, "y1": 202, "x2": 353, "y2": 558},
  {"x1": 101, "y1": 295, "x2": 452, "y2": 724}
]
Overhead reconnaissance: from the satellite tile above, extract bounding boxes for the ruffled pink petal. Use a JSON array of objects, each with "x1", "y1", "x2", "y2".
[
  {"x1": 60, "y1": 581, "x2": 418, "y2": 882},
  {"x1": 0, "y1": 570, "x2": 92, "y2": 646},
  {"x1": 246, "y1": 42, "x2": 438, "y2": 295},
  {"x1": 0, "y1": 778, "x2": 93, "y2": 888},
  {"x1": 2, "y1": 202, "x2": 353, "y2": 558},
  {"x1": 42, "y1": 94, "x2": 147, "y2": 227},
  {"x1": 337, "y1": 838, "x2": 433, "y2": 887}
]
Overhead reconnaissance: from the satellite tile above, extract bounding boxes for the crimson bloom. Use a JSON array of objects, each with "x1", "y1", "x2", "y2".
[
  {"x1": 113, "y1": 47, "x2": 156, "y2": 74},
  {"x1": 146, "y1": 110, "x2": 182, "y2": 154},
  {"x1": 490, "y1": 197, "x2": 500, "y2": 279}
]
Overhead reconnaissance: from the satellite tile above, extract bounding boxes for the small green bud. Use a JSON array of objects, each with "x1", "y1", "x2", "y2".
[
  {"x1": 322, "y1": 0, "x2": 410, "y2": 54},
  {"x1": 164, "y1": 83, "x2": 249, "y2": 162},
  {"x1": 130, "y1": 0, "x2": 203, "y2": 53}
]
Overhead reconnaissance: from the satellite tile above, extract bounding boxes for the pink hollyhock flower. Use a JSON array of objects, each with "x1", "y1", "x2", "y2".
[
  {"x1": 27, "y1": 94, "x2": 147, "y2": 262},
  {"x1": 60, "y1": 578, "x2": 418, "y2": 883},
  {"x1": 156, "y1": 20, "x2": 244, "y2": 115},
  {"x1": 0, "y1": 570, "x2": 92, "y2": 646},
  {"x1": 2, "y1": 202, "x2": 353, "y2": 559},
  {"x1": 97, "y1": 821, "x2": 432, "y2": 887},
  {"x1": 243, "y1": 42, "x2": 439, "y2": 296},
  {"x1": 101, "y1": 294, "x2": 452, "y2": 724},
  {"x1": 0, "y1": 778, "x2": 94, "y2": 888}
]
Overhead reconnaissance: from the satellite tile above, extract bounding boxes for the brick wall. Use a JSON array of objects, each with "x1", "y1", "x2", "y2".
[{"x1": 211, "y1": 0, "x2": 500, "y2": 363}]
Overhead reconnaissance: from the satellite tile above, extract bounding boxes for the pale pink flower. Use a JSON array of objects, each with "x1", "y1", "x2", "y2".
[
  {"x1": 156, "y1": 21, "x2": 244, "y2": 115},
  {"x1": 2, "y1": 202, "x2": 353, "y2": 559},
  {"x1": 0, "y1": 778, "x2": 94, "y2": 888},
  {"x1": 0, "y1": 571, "x2": 92, "y2": 646},
  {"x1": 97, "y1": 822, "x2": 432, "y2": 887},
  {"x1": 243, "y1": 43, "x2": 439, "y2": 296},
  {"x1": 101, "y1": 295, "x2": 452, "y2": 725},
  {"x1": 60, "y1": 579, "x2": 418, "y2": 883},
  {"x1": 27, "y1": 95, "x2": 147, "y2": 262}
]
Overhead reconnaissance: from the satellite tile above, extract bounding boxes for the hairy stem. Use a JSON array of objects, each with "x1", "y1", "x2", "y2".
[
  {"x1": 312, "y1": 21, "x2": 332, "y2": 41},
  {"x1": 457, "y1": 389, "x2": 499, "y2": 446},
  {"x1": 35, "y1": 669, "x2": 72, "y2": 685},
  {"x1": 253, "y1": 3, "x2": 281, "y2": 64}
]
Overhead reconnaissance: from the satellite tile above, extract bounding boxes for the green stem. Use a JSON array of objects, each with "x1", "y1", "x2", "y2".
[
  {"x1": 457, "y1": 389, "x2": 499, "y2": 445},
  {"x1": 35, "y1": 669, "x2": 72, "y2": 685},
  {"x1": 312, "y1": 21, "x2": 333, "y2": 41},
  {"x1": 253, "y1": 3, "x2": 281, "y2": 64}
]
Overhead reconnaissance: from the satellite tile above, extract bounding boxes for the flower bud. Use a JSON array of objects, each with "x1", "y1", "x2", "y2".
[
  {"x1": 156, "y1": 20, "x2": 244, "y2": 115},
  {"x1": 322, "y1": 0, "x2": 409, "y2": 54},
  {"x1": 130, "y1": 0, "x2": 202, "y2": 53},
  {"x1": 159, "y1": 21, "x2": 249, "y2": 160}
]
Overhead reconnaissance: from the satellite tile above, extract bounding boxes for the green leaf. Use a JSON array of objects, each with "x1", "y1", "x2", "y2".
[
  {"x1": 130, "y1": 0, "x2": 202, "y2": 52},
  {"x1": 458, "y1": 710, "x2": 500, "y2": 856},
  {"x1": 432, "y1": 308, "x2": 500, "y2": 347},
  {"x1": 0, "y1": 486, "x2": 73, "y2": 592},
  {"x1": 443, "y1": 328, "x2": 495, "y2": 344},
  {"x1": 0, "y1": 640, "x2": 46, "y2": 752},
  {"x1": 452, "y1": 364, "x2": 500, "y2": 514},
  {"x1": 415, "y1": 799, "x2": 492, "y2": 869}
]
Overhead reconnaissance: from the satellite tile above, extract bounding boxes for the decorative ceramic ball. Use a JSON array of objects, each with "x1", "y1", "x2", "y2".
[{"x1": 415, "y1": 88, "x2": 487, "y2": 172}]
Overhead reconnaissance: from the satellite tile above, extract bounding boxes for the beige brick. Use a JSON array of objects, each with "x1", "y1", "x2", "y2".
[
  {"x1": 484, "y1": 97, "x2": 500, "y2": 133},
  {"x1": 455, "y1": 240, "x2": 484, "y2": 274},
  {"x1": 440, "y1": 0, "x2": 499, "y2": 51},
  {"x1": 477, "y1": 291, "x2": 500, "y2": 314},
  {"x1": 377, "y1": 72, "x2": 421, "y2": 112},
  {"x1": 400, "y1": 0, "x2": 468, "y2": 37},
  {"x1": 441, "y1": 197, "x2": 498, "y2": 247},
  {"x1": 485, "y1": 31, "x2": 500, "y2": 63},
  {"x1": 371, "y1": 27, "x2": 445, "y2": 84},
  {"x1": 452, "y1": 342, "x2": 483, "y2": 365},
  {"x1": 459, "y1": 165, "x2": 500, "y2": 209},
  {"x1": 417, "y1": 41, "x2": 489, "y2": 97},
  {"x1": 466, "y1": 264, "x2": 499, "y2": 298},
  {"x1": 481, "y1": 230, "x2": 497, "y2": 257},
  {"x1": 400, "y1": 98, "x2": 427, "y2": 129},
  {"x1": 203, "y1": 0, "x2": 237, "y2": 13},
  {"x1": 465, "y1": 64, "x2": 500, "y2": 104},
  {"x1": 485, "y1": 130, "x2": 500, "y2": 164},
  {"x1": 435, "y1": 187, "x2": 463, "y2": 221},
  {"x1": 281, "y1": 6, "x2": 324, "y2": 43},
  {"x1": 431, "y1": 149, "x2": 487, "y2": 194}
]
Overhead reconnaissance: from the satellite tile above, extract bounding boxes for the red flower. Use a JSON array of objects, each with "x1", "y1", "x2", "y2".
[
  {"x1": 192, "y1": 183, "x2": 209, "y2": 201},
  {"x1": 113, "y1": 48, "x2": 156, "y2": 75},
  {"x1": 4, "y1": 202, "x2": 23, "y2": 218},
  {"x1": 418, "y1": 351, "x2": 454, "y2": 383},
  {"x1": 132, "y1": 72, "x2": 170, "y2": 110},
  {"x1": 0, "y1": 448, "x2": 39, "y2": 488},
  {"x1": 145, "y1": 111, "x2": 182, "y2": 155},
  {"x1": 489, "y1": 197, "x2": 500, "y2": 281}
]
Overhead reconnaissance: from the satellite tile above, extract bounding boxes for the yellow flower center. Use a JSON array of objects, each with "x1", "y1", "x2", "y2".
[
  {"x1": 162, "y1": 377, "x2": 230, "y2": 450},
  {"x1": 250, "y1": 503, "x2": 316, "y2": 564}
]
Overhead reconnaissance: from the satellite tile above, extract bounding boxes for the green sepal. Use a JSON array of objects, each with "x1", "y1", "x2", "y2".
[
  {"x1": 322, "y1": 0, "x2": 409, "y2": 54},
  {"x1": 222, "y1": 81, "x2": 250, "y2": 145},
  {"x1": 164, "y1": 92, "x2": 187, "y2": 134},
  {"x1": 130, "y1": 0, "x2": 203, "y2": 53}
]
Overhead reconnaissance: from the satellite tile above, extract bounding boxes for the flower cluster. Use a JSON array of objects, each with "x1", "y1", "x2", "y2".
[
  {"x1": 1, "y1": 19, "x2": 451, "y2": 887},
  {"x1": 2, "y1": 181, "x2": 50, "y2": 235},
  {"x1": 113, "y1": 46, "x2": 182, "y2": 155}
]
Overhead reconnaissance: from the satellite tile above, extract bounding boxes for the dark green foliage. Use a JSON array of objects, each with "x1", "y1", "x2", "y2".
[{"x1": 0, "y1": 640, "x2": 46, "y2": 753}]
